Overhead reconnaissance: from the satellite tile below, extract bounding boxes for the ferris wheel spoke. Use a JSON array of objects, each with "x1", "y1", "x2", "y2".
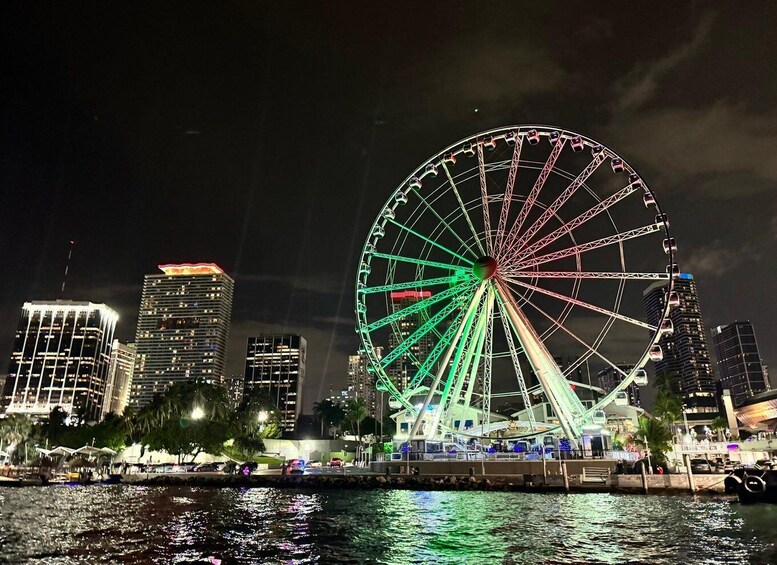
[
  {"x1": 498, "y1": 138, "x2": 566, "y2": 260},
  {"x1": 495, "y1": 137, "x2": 523, "y2": 251},
  {"x1": 479, "y1": 290, "x2": 495, "y2": 433},
  {"x1": 408, "y1": 283, "x2": 487, "y2": 440},
  {"x1": 386, "y1": 218, "x2": 471, "y2": 263},
  {"x1": 513, "y1": 181, "x2": 642, "y2": 262},
  {"x1": 405, "y1": 306, "x2": 470, "y2": 392},
  {"x1": 442, "y1": 162, "x2": 487, "y2": 256},
  {"x1": 502, "y1": 278, "x2": 655, "y2": 330},
  {"x1": 477, "y1": 144, "x2": 493, "y2": 255},
  {"x1": 515, "y1": 223, "x2": 663, "y2": 270},
  {"x1": 364, "y1": 282, "x2": 475, "y2": 332},
  {"x1": 511, "y1": 286, "x2": 633, "y2": 382},
  {"x1": 370, "y1": 252, "x2": 468, "y2": 272},
  {"x1": 434, "y1": 292, "x2": 489, "y2": 435},
  {"x1": 501, "y1": 270, "x2": 671, "y2": 281},
  {"x1": 379, "y1": 297, "x2": 468, "y2": 369},
  {"x1": 505, "y1": 152, "x2": 607, "y2": 262},
  {"x1": 494, "y1": 294, "x2": 537, "y2": 430},
  {"x1": 414, "y1": 192, "x2": 480, "y2": 259},
  {"x1": 360, "y1": 275, "x2": 473, "y2": 295}
]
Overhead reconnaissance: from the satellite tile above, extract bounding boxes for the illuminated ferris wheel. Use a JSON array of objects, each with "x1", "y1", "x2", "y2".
[{"x1": 355, "y1": 126, "x2": 678, "y2": 447}]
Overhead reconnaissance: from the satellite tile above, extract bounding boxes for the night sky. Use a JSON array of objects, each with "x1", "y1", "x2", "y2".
[{"x1": 2, "y1": 2, "x2": 776, "y2": 412}]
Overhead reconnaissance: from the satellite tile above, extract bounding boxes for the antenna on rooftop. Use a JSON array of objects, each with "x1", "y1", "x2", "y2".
[{"x1": 61, "y1": 240, "x2": 76, "y2": 296}]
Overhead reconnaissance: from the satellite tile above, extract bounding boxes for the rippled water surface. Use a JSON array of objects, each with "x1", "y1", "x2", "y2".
[{"x1": 1, "y1": 485, "x2": 776, "y2": 564}]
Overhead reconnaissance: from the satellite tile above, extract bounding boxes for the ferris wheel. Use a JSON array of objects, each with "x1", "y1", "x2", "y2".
[{"x1": 355, "y1": 126, "x2": 678, "y2": 447}]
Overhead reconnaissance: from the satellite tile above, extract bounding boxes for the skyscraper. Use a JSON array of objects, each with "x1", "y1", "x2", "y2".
[
  {"x1": 243, "y1": 334, "x2": 306, "y2": 432},
  {"x1": 102, "y1": 341, "x2": 135, "y2": 417},
  {"x1": 128, "y1": 263, "x2": 234, "y2": 409},
  {"x1": 597, "y1": 364, "x2": 640, "y2": 407},
  {"x1": 711, "y1": 321, "x2": 769, "y2": 407},
  {"x1": 386, "y1": 291, "x2": 434, "y2": 392},
  {"x1": 1, "y1": 301, "x2": 118, "y2": 421},
  {"x1": 348, "y1": 346, "x2": 383, "y2": 419},
  {"x1": 643, "y1": 273, "x2": 717, "y2": 418}
]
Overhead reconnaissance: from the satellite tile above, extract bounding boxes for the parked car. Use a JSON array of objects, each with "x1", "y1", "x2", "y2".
[
  {"x1": 329, "y1": 458, "x2": 343, "y2": 467},
  {"x1": 690, "y1": 458, "x2": 712, "y2": 474},
  {"x1": 194, "y1": 463, "x2": 221, "y2": 473},
  {"x1": 287, "y1": 459, "x2": 306, "y2": 474},
  {"x1": 307, "y1": 460, "x2": 322, "y2": 468}
]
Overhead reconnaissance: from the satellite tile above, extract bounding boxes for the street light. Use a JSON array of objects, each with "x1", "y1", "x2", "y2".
[
  {"x1": 258, "y1": 410, "x2": 268, "y2": 423},
  {"x1": 191, "y1": 406, "x2": 205, "y2": 420}
]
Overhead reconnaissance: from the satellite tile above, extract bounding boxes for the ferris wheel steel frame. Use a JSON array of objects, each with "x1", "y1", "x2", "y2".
[{"x1": 355, "y1": 125, "x2": 677, "y2": 448}]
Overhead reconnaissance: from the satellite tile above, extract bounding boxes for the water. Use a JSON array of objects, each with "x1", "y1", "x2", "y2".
[{"x1": 1, "y1": 486, "x2": 776, "y2": 564}]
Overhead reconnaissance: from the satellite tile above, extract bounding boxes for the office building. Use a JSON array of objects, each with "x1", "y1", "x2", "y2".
[
  {"x1": 1, "y1": 301, "x2": 118, "y2": 421},
  {"x1": 102, "y1": 341, "x2": 135, "y2": 417},
  {"x1": 643, "y1": 274, "x2": 717, "y2": 417},
  {"x1": 711, "y1": 321, "x2": 769, "y2": 407},
  {"x1": 128, "y1": 263, "x2": 234, "y2": 409},
  {"x1": 244, "y1": 334, "x2": 306, "y2": 432},
  {"x1": 386, "y1": 291, "x2": 434, "y2": 392},
  {"x1": 597, "y1": 365, "x2": 640, "y2": 407},
  {"x1": 347, "y1": 346, "x2": 383, "y2": 419}
]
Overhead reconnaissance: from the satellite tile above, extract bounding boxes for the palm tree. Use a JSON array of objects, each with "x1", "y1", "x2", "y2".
[
  {"x1": 653, "y1": 389, "x2": 683, "y2": 433},
  {"x1": 313, "y1": 399, "x2": 337, "y2": 437},
  {"x1": 346, "y1": 399, "x2": 368, "y2": 442},
  {"x1": 710, "y1": 415, "x2": 728, "y2": 441},
  {"x1": 0, "y1": 413, "x2": 33, "y2": 456},
  {"x1": 634, "y1": 416, "x2": 673, "y2": 467}
]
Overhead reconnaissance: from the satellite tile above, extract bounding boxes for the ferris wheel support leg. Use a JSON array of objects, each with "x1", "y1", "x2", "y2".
[
  {"x1": 495, "y1": 282, "x2": 582, "y2": 449},
  {"x1": 407, "y1": 283, "x2": 487, "y2": 443}
]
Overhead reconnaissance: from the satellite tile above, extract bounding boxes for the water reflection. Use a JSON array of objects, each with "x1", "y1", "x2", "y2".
[{"x1": 0, "y1": 486, "x2": 776, "y2": 564}]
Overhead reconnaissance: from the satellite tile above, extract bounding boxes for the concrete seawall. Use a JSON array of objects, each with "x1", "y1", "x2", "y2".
[{"x1": 122, "y1": 471, "x2": 729, "y2": 495}]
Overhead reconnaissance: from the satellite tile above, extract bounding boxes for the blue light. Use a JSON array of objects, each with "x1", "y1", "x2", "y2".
[{"x1": 679, "y1": 273, "x2": 694, "y2": 280}]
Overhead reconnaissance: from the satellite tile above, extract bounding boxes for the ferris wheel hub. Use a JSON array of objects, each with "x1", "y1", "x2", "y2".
[{"x1": 473, "y1": 256, "x2": 498, "y2": 280}]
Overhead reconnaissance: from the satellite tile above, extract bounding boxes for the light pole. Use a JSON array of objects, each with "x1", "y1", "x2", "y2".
[{"x1": 258, "y1": 410, "x2": 268, "y2": 433}]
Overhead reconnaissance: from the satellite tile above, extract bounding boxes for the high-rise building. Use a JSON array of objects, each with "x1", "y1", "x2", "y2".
[
  {"x1": 597, "y1": 364, "x2": 641, "y2": 407},
  {"x1": 711, "y1": 321, "x2": 769, "y2": 407},
  {"x1": 386, "y1": 291, "x2": 434, "y2": 392},
  {"x1": 643, "y1": 273, "x2": 717, "y2": 417},
  {"x1": 348, "y1": 346, "x2": 383, "y2": 419},
  {"x1": 128, "y1": 263, "x2": 234, "y2": 409},
  {"x1": 243, "y1": 334, "x2": 306, "y2": 432},
  {"x1": 1, "y1": 301, "x2": 118, "y2": 421},
  {"x1": 102, "y1": 341, "x2": 135, "y2": 417}
]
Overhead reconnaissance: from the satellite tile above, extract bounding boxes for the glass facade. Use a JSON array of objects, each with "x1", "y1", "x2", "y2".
[
  {"x1": 243, "y1": 334, "x2": 306, "y2": 432},
  {"x1": 1, "y1": 301, "x2": 118, "y2": 421},
  {"x1": 643, "y1": 274, "x2": 717, "y2": 415},
  {"x1": 711, "y1": 321, "x2": 769, "y2": 407}
]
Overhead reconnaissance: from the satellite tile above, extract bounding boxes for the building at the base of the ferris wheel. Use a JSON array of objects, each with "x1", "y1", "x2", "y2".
[{"x1": 643, "y1": 272, "x2": 718, "y2": 420}]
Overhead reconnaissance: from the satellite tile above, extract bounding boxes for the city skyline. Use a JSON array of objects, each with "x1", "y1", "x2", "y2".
[{"x1": 2, "y1": 3, "x2": 776, "y2": 414}]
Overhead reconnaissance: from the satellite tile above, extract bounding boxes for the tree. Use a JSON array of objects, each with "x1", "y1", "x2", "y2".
[
  {"x1": 346, "y1": 399, "x2": 368, "y2": 441},
  {"x1": 655, "y1": 371, "x2": 682, "y2": 396},
  {"x1": 634, "y1": 416, "x2": 673, "y2": 467},
  {"x1": 0, "y1": 413, "x2": 33, "y2": 455},
  {"x1": 653, "y1": 389, "x2": 683, "y2": 432},
  {"x1": 710, "y1": 415, "x2": 728, "y2": 441},
  {"x1": 313, "y1": 399, "x2": 336, "y2": 438}
]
